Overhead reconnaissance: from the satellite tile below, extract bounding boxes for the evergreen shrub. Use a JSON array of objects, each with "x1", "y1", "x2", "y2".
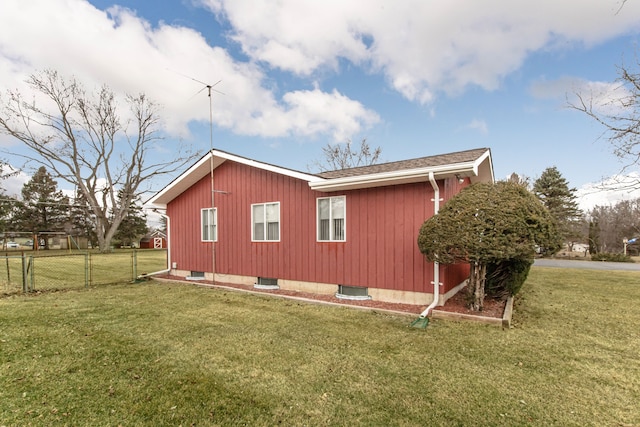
[
  {"x1": 485, "y1": 258, "x2": 534, "y2": 298},
  {"x1": 590, "y1": 253, "x2": 634, "y2": 263}
]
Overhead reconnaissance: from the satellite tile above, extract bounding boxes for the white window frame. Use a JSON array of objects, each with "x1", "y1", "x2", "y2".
[
  {"x1": 251, "y1": 202, "x2": 280, "y2": 242},
  {"x1": 317, "y1": 196, "x2": 346, "y2": 242},
  {"x1": 201, "y1": 207, "x2": 217, "y2": 242}
]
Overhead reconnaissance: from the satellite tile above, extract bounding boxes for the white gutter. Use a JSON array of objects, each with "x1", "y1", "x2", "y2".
[
  {"x1": 309, "y1": 163, "x2": 474, "y2": 192},
  {"x1": 137, "y1": 211, "x2": 172, "y2": 279},
  {"x1": 418, "y1": 172, "x2": 441, "y2": 319}
]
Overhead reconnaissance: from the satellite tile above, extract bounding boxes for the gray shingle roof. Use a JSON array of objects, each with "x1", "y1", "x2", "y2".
[{"x1": 317, "y1": 147, "x2": 489, "y2": 179}]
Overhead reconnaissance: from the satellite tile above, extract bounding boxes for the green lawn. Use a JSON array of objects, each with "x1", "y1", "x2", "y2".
[{"x1": 0, "y1": 267, "x2": 638, "y2": 426}]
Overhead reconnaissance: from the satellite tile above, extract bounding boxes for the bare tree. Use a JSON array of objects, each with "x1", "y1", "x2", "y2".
[
  {"x1": 0, "y1": 69, "x2": 199, "y2": 252},
  {"x1": 570, "y1": 59, "x2": 640, "y2": 183},
  {"x1": 310, "y1": 138, "x2": 382, "y2": 172},
  {"x1": 588, "y1": 198, "x2": 640, "y2": 253},
  {"x1": 506, "y1": 172, "x2": 531, "y2": 188}
]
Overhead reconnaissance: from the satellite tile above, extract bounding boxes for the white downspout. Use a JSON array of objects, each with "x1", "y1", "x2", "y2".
[
  {"x1": 418, "y1": 172, "x2": 441, "y2": 318},
  {"x1": 137, "y1": 211, "x2": 172, "y2": 278}
]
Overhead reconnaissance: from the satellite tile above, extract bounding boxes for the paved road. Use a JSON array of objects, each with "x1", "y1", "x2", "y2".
[{"x1": 534, "y1": 258, "x2": 640, "y2": 271}]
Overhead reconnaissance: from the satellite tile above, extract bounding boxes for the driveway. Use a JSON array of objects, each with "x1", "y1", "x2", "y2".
[{"x1": 534, "y1": 258, "x2": 640, "y2": 271}]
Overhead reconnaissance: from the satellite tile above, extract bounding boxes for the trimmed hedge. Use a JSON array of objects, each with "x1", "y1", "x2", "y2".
[{"x1": 590, "y1": 253, "x2": 635, "y2": 263}]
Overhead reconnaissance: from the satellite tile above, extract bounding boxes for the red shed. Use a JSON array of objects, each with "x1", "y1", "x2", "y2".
[
  {"x1": 148, "y1": 147, "x2": 494, "y2": 307},
  {"x1": 139, "y1": 230, "x2": 167, "y2": 249}
]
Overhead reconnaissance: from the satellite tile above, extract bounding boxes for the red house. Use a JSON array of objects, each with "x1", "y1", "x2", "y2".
[{"x1": 148, "y1": 147, "x2": 494, "y2": 309}]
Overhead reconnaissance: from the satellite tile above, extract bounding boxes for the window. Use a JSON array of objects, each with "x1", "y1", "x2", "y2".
[
  {"x1": 317, "y1": 196, "x2": 346, "y2": 241},
  {"x1": 254, "y1": 277, "x2": 279, "y2": 290},
  {"x1": 201, "y1": 208, "x2": 217, "y2": 241},
  {"x1": 336, "y1": 285, "x2": 371, "y2": 300},
  {"x1": 252, "y1": 202, "x2": 280, "y2": 241},
  {"x1": 188, "y1": 271, "x2": 205, "y2": 281}
]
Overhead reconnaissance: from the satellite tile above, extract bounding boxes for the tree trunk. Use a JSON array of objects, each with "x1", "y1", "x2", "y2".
[{"x1": 468, "y1": 261, "x2": 487, "y2": 311}]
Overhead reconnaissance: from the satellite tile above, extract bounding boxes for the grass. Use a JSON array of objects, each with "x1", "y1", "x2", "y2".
[{"x1": 0, "y1": 267, "x2": 639, "y2": 426}]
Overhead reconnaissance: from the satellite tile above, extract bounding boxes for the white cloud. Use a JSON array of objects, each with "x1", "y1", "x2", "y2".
[
  {"x1": 200, "y1": 0, "x2": 640, "y2": 103},
  {"x1": 464, "y1": 119, "x2": 488, "y2": 135},
  {"x1": 1, "y1": 167, "x2": 30, "y2": 198},
  {"x1": 577, "y1": 173, "x2": 640, "y2": 211},
  {"x1": 530, "y1": 76, "x2": 632, "y2": 115},
  {"x1": 0, "y1": 0, "x2": 378, "y2": 142},
  {"x1": 2, "y1": 0, "x2": 639, "y2": 150}
]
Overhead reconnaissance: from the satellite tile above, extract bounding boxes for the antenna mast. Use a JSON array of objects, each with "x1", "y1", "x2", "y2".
[{"x1": 171, "y1": 69, "x2": 222, "y2": 283}]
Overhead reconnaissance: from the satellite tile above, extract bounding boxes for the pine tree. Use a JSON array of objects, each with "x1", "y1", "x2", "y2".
[
  {"x1": 0, "y1": 162, "x2": 17, "y2": 232},
  {"x1": 112, "y1": 192, "x2": 148, "y2": 247},
  {"x1": 533, "y1": 167, "x2": 582, "y2": 245},
  {"x1": 69, "y1": 189, "x2": 98, "y2": 247},
  {"x1": 17, "y1": 167, "x2": 70, "y2": 248}
]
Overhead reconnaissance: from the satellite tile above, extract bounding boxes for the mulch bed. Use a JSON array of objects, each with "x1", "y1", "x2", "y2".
[
  {"x1": 155, "y1": 275, "x2": 507, "y2": 319},
  {"x1": 434, "y1": 288, "x2": 507, "y2": 319}
]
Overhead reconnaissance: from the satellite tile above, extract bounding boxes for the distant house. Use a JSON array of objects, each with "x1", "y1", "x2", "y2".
[
  {"x1": 139, "y1": 230, "x2": 167, "y2": 249},
  {"x1": 148, "y1": 147, "x2": 494, "y2": 306}
]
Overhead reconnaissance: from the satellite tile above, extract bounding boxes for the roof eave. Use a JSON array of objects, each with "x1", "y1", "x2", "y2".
[
  {"x1": 309, "y1": 151, "x2": 494, "y2": 192},
  {"x1": 147, "y1": 153, "x2": 215, "y2": 207},
  {"x1": 309, "y1": 164, "x2": 472, "y2": 192},
  {"x1": 469, "y1": 148, "x2": 494, "y2": 184}
]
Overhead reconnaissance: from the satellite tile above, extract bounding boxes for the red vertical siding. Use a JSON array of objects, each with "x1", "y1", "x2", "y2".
[{"x1": 167, "y1": 160, "x2": 472, "y2": 294}]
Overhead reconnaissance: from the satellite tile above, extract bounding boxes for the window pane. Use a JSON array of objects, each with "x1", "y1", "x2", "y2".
[
  {"x1": 318, "y1": 199, "x2": 329, "y2": 240},
  {"x1": 319, "y1": 219, "x2": 330, "y2": 240},
  {"x1": 265, "y1": 203, "x2": 279, "y2": 240},
  {"x1": 267, "y1": 222, "x2": 279, "y2": 240},
  {"x1": 253, "y1": 204, "x2": 264, "y2": 222},
  {"x1": 266, "y1": 203, "x2": 279, "y2": 221},
  {"x1": 318, "y1": 199, "x2": 329, "y2": 220},
  {"x1": 253, "y1": 205, "x2": 264, "y2": 240},
  {"x1": 333, "y1": 218, "x2": 345, "y2": 241},
  {"x1": 202, "y1": 209, "x2": 209, "y2": 240},
  {"x1": 254, "y1": 223, "x2": 264, "y2": 240},
  {"x1": 212, "y1": 209, "x2": 217, "y2": 241},
  {"x1": 331, "y1": 197, "x2": 345, "y2": 219}
]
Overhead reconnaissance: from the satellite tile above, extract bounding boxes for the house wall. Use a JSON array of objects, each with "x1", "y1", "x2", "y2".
[{"x1": 166, "y1": 160, "x2": 470, "y2": 302}]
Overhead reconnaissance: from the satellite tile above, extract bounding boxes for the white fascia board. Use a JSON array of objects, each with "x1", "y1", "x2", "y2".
[
  {"x1": 148, "y1": 150, "x2": 324, "y2": 206},
  {"x1": 309, "y1": 162, "x2": 479, "y2": 192},
  {"x1": 215, "y1": 150, "x2": 323, "y2": 183},
  {"x1": 147, "y1": 153, "x2": 214, "y2": 206},
  {"x1": 470, "y1": 149, "x2": 494, "y2": 184}
]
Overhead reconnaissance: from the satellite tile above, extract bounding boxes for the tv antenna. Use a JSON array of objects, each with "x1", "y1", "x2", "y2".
[
  {"x1": 168, "y1": 69, "x2": 224, "y2": 151},
  {"x1": 168, "y1": 69, "x2": 224, "y2": 282}
]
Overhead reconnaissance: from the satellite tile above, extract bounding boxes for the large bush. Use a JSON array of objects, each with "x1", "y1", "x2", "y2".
[{"x1": 418, "y1": 181, "x2": 561, "y2": 310}]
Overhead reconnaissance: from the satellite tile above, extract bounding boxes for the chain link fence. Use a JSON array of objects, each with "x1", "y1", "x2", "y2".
[{"x1": 0, "y1": 249, "x2": 167, "y2": 295}]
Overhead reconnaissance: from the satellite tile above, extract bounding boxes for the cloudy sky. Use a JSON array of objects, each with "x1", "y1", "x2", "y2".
[{"x1": 1, "y1": 0, "x2": 640, "y2": 209}]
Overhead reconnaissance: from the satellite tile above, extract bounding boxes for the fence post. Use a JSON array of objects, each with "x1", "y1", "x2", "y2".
[
  {"x1": 88, "y1": 252, "x2": 92, "y2": 287},
  {"x1": 28, "y1": 256, "x2": 34, "y2": 292},
  {"x1": 21, "y1": 253, "x2": 27, "y2": 293},
  {"x1": 85, "y1": 252, "x2": 89, "y2": 288},
  {"x1": 132, "y1": 249, "x2": 138, "y2": 282}
]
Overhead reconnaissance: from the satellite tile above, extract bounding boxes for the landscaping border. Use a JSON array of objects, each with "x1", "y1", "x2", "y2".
[
  {"x1": 432, "y1": 295, "x2": 513, "y2": 328},
  {"x1": 152, "y1": 276, "x2": 514, "y2": 328}
]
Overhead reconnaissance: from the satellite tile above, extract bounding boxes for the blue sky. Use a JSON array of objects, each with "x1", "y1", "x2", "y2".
[{"x1": 1, "y1": 0, "x2": 640, "y2": 209}]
